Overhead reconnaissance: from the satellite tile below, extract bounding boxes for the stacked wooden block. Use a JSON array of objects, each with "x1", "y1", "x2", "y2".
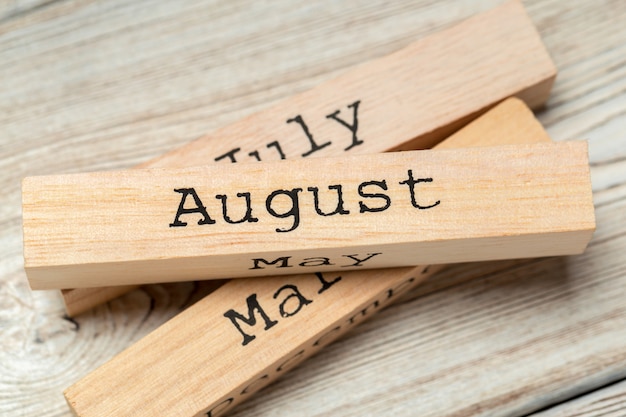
[{"x1": 21, "y1": 2, "x2": 595, "y2": 416}]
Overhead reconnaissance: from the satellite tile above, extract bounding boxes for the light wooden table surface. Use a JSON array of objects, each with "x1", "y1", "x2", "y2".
[{"x1": 1, "y1": 1, "x2": 625, "y2": 416}]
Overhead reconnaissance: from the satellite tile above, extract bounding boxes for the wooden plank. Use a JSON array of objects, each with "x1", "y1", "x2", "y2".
[
  {"x1": 63, "y1": 98, "x2": 556, "y2": 417},
  {"x1": 529, "y1": 380, "x2": 626, "y2": 417},
  {"x1": 23, "y1": 141, "x2": 595, "y2": 290},
  {"x1": 57, "y1": 0, "x2": 557, "y2": 312}
]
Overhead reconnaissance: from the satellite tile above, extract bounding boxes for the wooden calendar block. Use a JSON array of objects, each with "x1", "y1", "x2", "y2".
[{"x1": 22, "y1": 140, "x2": 595, "y2": 290}]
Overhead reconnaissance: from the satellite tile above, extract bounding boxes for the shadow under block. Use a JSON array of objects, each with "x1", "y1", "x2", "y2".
[
  {"x1": 64, "y1": 100, "x2": 575, "y2": 417},
  {"x1": 22, "y1": 140, "x2": 595, "y2": 290},
  {"x1": 59, "y1": 0, "x2": 557, "y2": 313}
]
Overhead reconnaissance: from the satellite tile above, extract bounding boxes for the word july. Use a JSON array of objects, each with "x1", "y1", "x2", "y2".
[
  {"x1": 169, "y1": 170, "x2": 440, "y2": 233},
  {"x1": 214, "y1": 100, "x2": 363, "y2": 163}
]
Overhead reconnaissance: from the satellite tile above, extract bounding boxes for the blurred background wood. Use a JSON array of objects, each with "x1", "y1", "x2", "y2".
[{"x1": 1, "y1": 0, "x2": 625, "y2": 416}]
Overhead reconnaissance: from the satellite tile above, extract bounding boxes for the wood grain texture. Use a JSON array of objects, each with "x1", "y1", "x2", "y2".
[
  {"x1": 529, "y1": 379, "x2": 626, "y2": 417},
  {"x1": 64, "y1": 99, "x2": 552, "y2": 417},
  {"x1": 23, "y1": 141, "x2": 595, "y2": 289},
  {"x1": 2, "y1": 0, "x2": 625, "y2": 416},
  {"x1": 55, "y1": 0, "x2": 559, "y2": 311}
]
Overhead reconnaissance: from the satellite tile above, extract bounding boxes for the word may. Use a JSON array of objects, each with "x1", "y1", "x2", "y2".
[
  {"x1": 169, "y1": 170, "x2": 440, "y2": 232},
  {"x1": 224, "y1": 272, "x2": 344, "y2": 346},
  {"x1": 249, "y1": 253, "x2": 381, "y2": 270},
  {"x1": 207, "y1": 268, "x2": 428, "y2": 416}
]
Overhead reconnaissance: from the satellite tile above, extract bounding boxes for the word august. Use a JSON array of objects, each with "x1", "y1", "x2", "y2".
[{"x1": 169, "y1": 170, "x2": 441, "y2": 233}]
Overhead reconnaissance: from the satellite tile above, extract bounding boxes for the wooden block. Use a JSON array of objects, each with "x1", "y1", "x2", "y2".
[
  {"x1": 61, "y1": 286, "x2": 139, "y2": 317},
  {"x1": 60, "y1": 0, "x2": 557, "y2": 313},
  {"x1": 64, "y1": 99, "x2": 567, "y2": 417},
  {"x1": 22, "y1": 140, "x2": 595, "y2": 290}
]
